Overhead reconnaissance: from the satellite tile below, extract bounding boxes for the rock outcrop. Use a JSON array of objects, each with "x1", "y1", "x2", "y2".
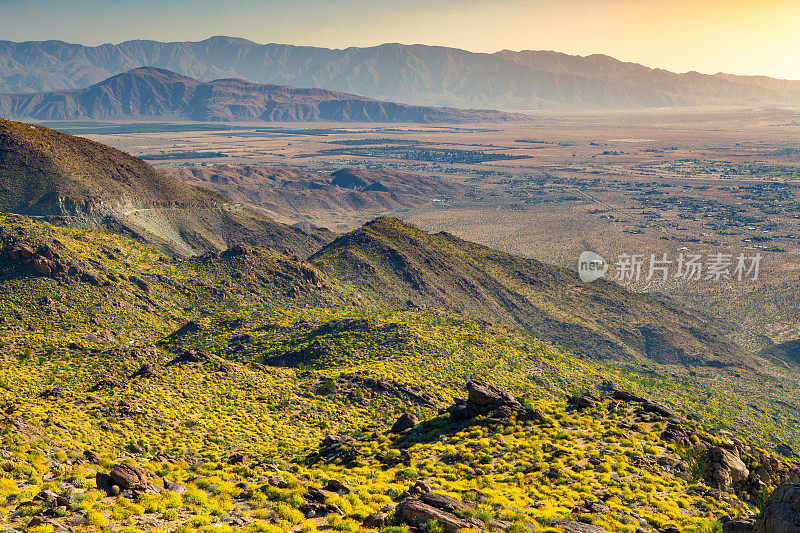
[
  {"x1": 390, "y1": 413, "x2": 418, "y2": 434},
  {"x1": 447, "y1": 380, "x2": 522, "y2": 421},
  {"x1": 753, "y1": 483, "x2": 800, "y2": 533},
  {"x1": 710, "y1": 446, "x2": 750, "y2": 490},
  {"x1": 398, "y1": 496, "x2": 483, "y2": 533},
  {"x1": 724, "y1": 483, "x2": 800, "y2": 533}
]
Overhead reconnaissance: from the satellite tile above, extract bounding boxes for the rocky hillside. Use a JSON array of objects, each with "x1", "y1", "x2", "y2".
[
  {"x1": 166, "y1": 165, "x2": 469, "y2": 227},
  {"x1": 0, "y1": 67, "x2": 524, "y2": 123},
  {"x1": 2, "y1": 209, "x2": 800, "y2": 532},
  {"x1": 0, "y1": 119, "x2": 332, "y2": 256},
  {"x1": 1, "y1": 37, "x2": 800, "y2": 109},
  {"x1": 310, "y1": 217, "x2": 746, "y2": 366},
  {"x1": 1, "y1": 128, "x2": 800, "y2": 532}
]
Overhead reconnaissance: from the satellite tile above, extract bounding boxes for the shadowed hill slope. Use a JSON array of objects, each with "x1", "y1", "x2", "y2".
[
  {"x1": 310, "y1": 217, "x2": 747, "y2": 366},
  {"x1": 0, "y1": 119, "x2": 333, "y2": 256}
]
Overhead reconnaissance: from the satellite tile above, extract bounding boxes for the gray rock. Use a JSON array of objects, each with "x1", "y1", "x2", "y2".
[
  {"x1": 419, "y1": 492, "x2": 471, "y2": 514},
  {"x1": 554, "y1": 519, "x2": 605, "y2": 533},
  {"x1": 754, "y1": 483, "x2": 800, "y2": 533},
  {"x1": 268, "y1": 476, "x2": 289, "y2": 489},
  {"x1": 109, "y1": 463, "x2": 161, "y2": 493},
  {"x1": 163, "y1": 479, "x2": 186, "y2": 494},
  {"x1": 399, "y1": 498, "x2": 482, "y2": 533},
  {"x1": 466, "y1": 380, "x2": 520, "y2": 409},
  {"x1": 723, "y1": 518, "x2": 755, "y2": 533},
  {"x1": 362, "y1": 511, "x2": 389, "y2": 528},
  {"x1": 390, "y1": 413, "x2": 418, "y2": 434}
]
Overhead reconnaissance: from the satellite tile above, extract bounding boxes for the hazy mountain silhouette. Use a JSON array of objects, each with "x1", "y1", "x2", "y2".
[
  {"x1": 1, "y1": 37, "x2": 799, "y2": 109},
  {"x1": 0, "y1": 67, "x2": 522, "y2": 122}
]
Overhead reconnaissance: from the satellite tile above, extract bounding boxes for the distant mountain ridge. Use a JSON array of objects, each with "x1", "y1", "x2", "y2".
[
  {"x1": 0, "y1": 67, "x2": 521, "y2": 122},
  {"x1": 1, "y1": 37, "x2": 800, "y2": 109}
]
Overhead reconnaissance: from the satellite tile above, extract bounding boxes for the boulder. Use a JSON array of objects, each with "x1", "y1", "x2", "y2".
[
  {"x1": 19, "y1": 246, "x2": 35, "y2": 259},
  {"x1": 448, "y1": 381, "x2": 522, "y2": 421},
  {"x1": 228, "y1": 453, "x2": 250, "y2": 465},
  {"x1": 29, "y1": 257, "x2": 53, "y2": 276},
  {"x1": 83, "y1": 450, "x2": 100, "y2": 463},
  {"x1": 610, "y1": 388, "x2": 647, "y2": 403},
  {"x1": 39, "y1": 387, "x2": 63, "y2": 399},
  {"x1": 519, "y1": 408, "x2": 547, "y2": 423},
  {"x1": 298, "y1": 502, "x2": 344, "y2": 517},
  {"x1": 642, "y1": 400, "x2": 679, "y2": 418},
  {"x1": 399, "y1": 498, "x2": 482, "y2": 533},
  {"x1": 323, "y1": 479, "x2": 351, "y2": 495},
  {"x1": 95, "y1": 472, "x2": 117, "y2": 496},
  {"x1": 362, "y1": 511, "x2": 389, "y2": 528},
  {"x1": 306, "y1": 487, "x2": 329, "y2": 503},
  {"x1": 32, "y1": 490, "x2": 58, "y2": 507},
  {"x1": 466, "y1": 380, "x2": 520, "y2": 410},
  {"x1": 163, "y1": 479, "x2": 186, "y2": 494},
  {"x1": 568, "y1": 394, "x2": 597, "y2": 410},
  {"x1": 554, "y1": 519, "x2": 606, "y2": 533},
  {"x1": 129, "y1": 276, "x2": 151, "y2": 293},
  {"x1": 268, "y1": 476, "x2": 289, "y2": 489},
  {"x1": 109, "y1": 463, "x2": 160, "y2": 493},
  {"x1": 609, "y1": 386, "x2": 680, "y2": 417},
  {"x1": 709, "y1": 446, "x2": 750, "y2": 488},
  {"x1": 130, "y1": 364, "x2": 155, "y2": 379},
  {"x1": 713, "y1": 468, "x2": 733, "y2": 489},
  {"x1": 419, "y1": 492, "x2": 471, "y2": 514},
  {"x1": 411, "y1": 480, "x2": 432, "y2": 494},
  {"x1": 491, "y1": 405, "x2": 518, "y2": 419},
  {"x1": 223, "y1": 244, "x2": 249, "y2": 257},
  {"x1": 753, "y1": 465, "x2": 773, "y2": 485},
  {"x1": 79, "y1": 271, "x2": 103, "y2": 286},
  {"x1": 723, "y1": 518, "x2": 756, "y2": 533},
  {"x1": 90, "y1": 378, "x2": 120, "y2": 392},
  {"x1": 777, "y1": 443, "x2": 799, "y2": 459},
  {"x1": 390, "y1": 413, "x2": 418, "y2": 434},
  {"x1": 753, "y1": 483, "x2": 800, "y2": 533}
]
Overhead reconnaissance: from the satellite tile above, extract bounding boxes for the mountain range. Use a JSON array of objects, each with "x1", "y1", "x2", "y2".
[
  {"x1": 0, "y1": 67, "x2": 521, "y2": 122},
  {"x1": 2, "y1": 36, "x2": 800, "y2": 109}
]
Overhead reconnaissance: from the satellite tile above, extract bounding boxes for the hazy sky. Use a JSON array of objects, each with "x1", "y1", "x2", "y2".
[{"x1": 2, "y1": 0, "x2": 800, "y2": 79}]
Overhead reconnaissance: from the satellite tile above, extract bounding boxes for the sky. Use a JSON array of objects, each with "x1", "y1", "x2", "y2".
[{"x1": 2, "y1": 0, "x2": 800, "y2": 79}]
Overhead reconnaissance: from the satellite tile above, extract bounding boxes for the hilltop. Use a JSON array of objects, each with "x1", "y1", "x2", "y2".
[
  {"x1": 309, "y1": 217, "x2": 746, "y2": 366},
  {"x1": 165, "y1": 165, "x2": 469, "y2": 228},
  {"x1": 2, "y1": 38, "x2": 800, "y2": 109},
  {"x1": 0, "y1": 119, "x2": 332, "y2": 256},
  {"x1": 1, "y1": 211, "x2": 800, "y2": 533},
  {"x1": 0, "y1": 67, "x2": 524, "y2": 123}
]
